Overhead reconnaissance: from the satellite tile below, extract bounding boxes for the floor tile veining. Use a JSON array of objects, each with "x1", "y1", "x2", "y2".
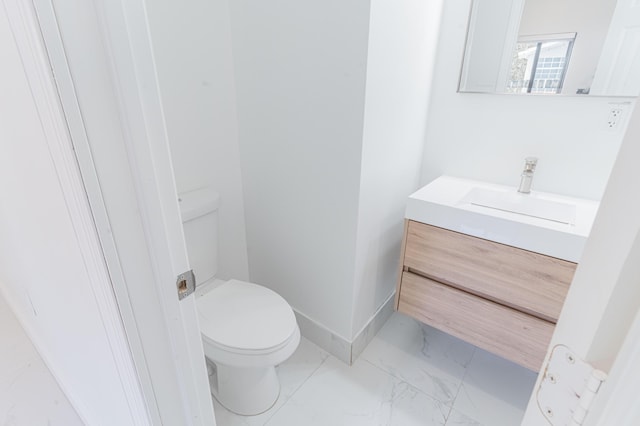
[
  {"x1": 214, "y1": 312, "x2": 537, "y2": 426},
  {"x1": 1, "y1": 301, "x2": 536, "y2": 426},
  {"x1": 265, "y1": 357, "x2": 447, "y2": 426},
  {"x1": 360, "y1": 314, "x2": 476, "y2": 406}
]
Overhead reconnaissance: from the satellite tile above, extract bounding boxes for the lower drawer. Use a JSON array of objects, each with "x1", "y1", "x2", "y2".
[{"x1": 397, "y1": 271, "x2": 554, "y2": 371}]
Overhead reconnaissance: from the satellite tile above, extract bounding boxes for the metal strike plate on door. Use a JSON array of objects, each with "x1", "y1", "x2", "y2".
[{"x1": 176, "y1": 270, "x2": 196, "y2": 300}]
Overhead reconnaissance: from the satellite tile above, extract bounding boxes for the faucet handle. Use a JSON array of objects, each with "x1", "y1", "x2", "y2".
[{"x1": 524, "y1": 157, "x2": 538, "y2": 172}]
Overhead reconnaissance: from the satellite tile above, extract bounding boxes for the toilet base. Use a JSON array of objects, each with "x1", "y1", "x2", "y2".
[{"x1": 209, "y1": 362, "x2": 280, "y2": 416}]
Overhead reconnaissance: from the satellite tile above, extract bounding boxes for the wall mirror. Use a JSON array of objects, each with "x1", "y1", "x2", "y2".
[{"x1": 458, "y1": 0, "x2": 640, "y2": 97}]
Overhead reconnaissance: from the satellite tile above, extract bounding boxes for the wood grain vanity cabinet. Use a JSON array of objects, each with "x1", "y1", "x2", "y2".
[{"x1": 395, "y1": 220, "x2": 578, "y2": 371}]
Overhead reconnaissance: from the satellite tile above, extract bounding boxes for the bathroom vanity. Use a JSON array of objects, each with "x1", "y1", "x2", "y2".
[{"x1": 395, "y1": 176, "x2": 599, "y2": 371}]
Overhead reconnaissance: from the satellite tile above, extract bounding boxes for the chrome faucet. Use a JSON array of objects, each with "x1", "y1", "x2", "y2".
[{"x1": 518, "y1": 157, "x2": 538, "y2": 194}]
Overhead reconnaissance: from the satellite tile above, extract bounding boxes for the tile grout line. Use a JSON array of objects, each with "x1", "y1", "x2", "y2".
[
  {"x1": 261, "y1": 350, "x2": 332, "y2": 426},
  {"x1": 360, "y1": 347, "x2": 472, "y2": 406},
  {"x1": 444, "y1": 346, "x2": 479, "y2": 425}
]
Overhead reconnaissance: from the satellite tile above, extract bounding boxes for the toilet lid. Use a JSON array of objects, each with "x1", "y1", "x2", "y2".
[{"x1": 196, "y1": 279, "x2": 297, "y2": 352}]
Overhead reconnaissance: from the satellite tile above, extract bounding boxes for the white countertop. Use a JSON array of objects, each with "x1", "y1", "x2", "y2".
[{"x1": 405, "y1": 176, "x2": 600, "y2": 262}]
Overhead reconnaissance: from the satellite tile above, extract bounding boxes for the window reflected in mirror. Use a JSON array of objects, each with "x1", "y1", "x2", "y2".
[
  {"x1": 506, "y1": 34, "x2": 575, "y2": 94},
  {"x1": 458, "y1": 0, "x2": 640, "y2": 97}
]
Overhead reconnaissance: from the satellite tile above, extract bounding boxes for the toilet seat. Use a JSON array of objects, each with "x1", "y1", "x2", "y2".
[{"x1": 197, "y1": 280, "x2": 299, "y2": 365}]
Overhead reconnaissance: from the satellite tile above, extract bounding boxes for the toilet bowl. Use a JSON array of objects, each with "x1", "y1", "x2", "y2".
[
  {"x1": 179, "y1": 188, "x2": 300, "y2": 416},
  {"x1": 196, "y1": 279, "x2": 300, "y2": 415}
]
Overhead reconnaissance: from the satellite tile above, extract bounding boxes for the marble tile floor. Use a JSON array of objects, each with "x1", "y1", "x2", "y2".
[
  {"x1": 0, "y1": 293, "x2": 83, "y2": 426},
  {"x1": 1, "y1": 298, "x2": 537, "y2": 426},
  {"x1": 212, "y1": 312, "x2": 538, "y2": 426}
]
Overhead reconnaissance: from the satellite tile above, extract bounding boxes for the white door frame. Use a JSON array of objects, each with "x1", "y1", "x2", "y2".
[
  {"x1": 2, "y1": 1, "x2": 149, "y2": 424},
  {"x1": 8, "y1": 0, "x2": 216, "y2": 424}
]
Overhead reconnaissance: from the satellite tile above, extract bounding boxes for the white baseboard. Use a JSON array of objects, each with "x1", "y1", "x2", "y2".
[
  {"x1": 350, "y1": 293, "x2": 396, "y2": 363},
  {"x1": 293, "y1": 292, "x2": 395, "y2": 365},
  {"x1": 293, "y1": 310, "x2": 352, "y2": 364}
]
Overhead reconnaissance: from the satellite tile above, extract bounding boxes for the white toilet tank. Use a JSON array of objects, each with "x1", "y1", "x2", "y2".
[{"x1": 178, "y1": 188, "x2": 220, "y2": 286}]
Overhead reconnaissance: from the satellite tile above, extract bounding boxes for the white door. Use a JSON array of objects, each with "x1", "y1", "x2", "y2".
[
  {"x1": 23, "y1": 0, "x2": 217, "y2": 424},
  {"x1": 522, "y1": 97, "x2": 640, "y2": 424},
  {"x1": 590, "y1": 0, "x2": 640, "y2": 96}
]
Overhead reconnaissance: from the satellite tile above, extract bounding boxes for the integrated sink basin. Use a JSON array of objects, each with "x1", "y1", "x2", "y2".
[
  {"x1": 462, "y1": 187, "x2": 577, "y2": 225},
  {"x1": 405, "y1": 176, "x2": 600, "y2": 262}
]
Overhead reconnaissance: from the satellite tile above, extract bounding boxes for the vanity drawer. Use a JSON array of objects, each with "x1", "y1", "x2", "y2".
[
  {"x1": 397, "y1": 271, "x2": 554, "y2": 371},
  {"x1": 403, "y1": 221, "x2": 576, "y2": 323}
]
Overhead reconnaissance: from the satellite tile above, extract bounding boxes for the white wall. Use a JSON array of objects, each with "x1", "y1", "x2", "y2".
[
  {"x1": 522, "y1": 83, "x2": 640, "y2": 425},
  {"x1": 0, "y1": 9, "x2": 135, "y2": 424},
  {"x1": 229, "y1": 0, "x2": 445, "y2": 342},
  {"x1": 421, "y1": 0, "x2": 633, "y2": 201},
  {"x1": 0, "y1": 293, "x2": 83, "y2": 424},
  {"x1": 146, "y1": 0, "x2": 250, "y2": 281},
  {"x1": 351, "y1": 0, "x2": 444, "y2": 338},
  {"x1": 548, "y1": 102, "x2": 640, "y2": 368},
  {"x1": 229, "y1": 0, "x2": 370, "y2": 339}
]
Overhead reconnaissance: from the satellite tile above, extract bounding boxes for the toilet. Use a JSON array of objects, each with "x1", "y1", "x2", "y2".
[{"x1": 179, "y1": 188, "x2": 300, "y2": 416}]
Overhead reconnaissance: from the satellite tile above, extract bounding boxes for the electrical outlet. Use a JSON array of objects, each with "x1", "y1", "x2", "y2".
[{"x1": 606, "y1": 108, "x2": 623, "y2": 130}]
